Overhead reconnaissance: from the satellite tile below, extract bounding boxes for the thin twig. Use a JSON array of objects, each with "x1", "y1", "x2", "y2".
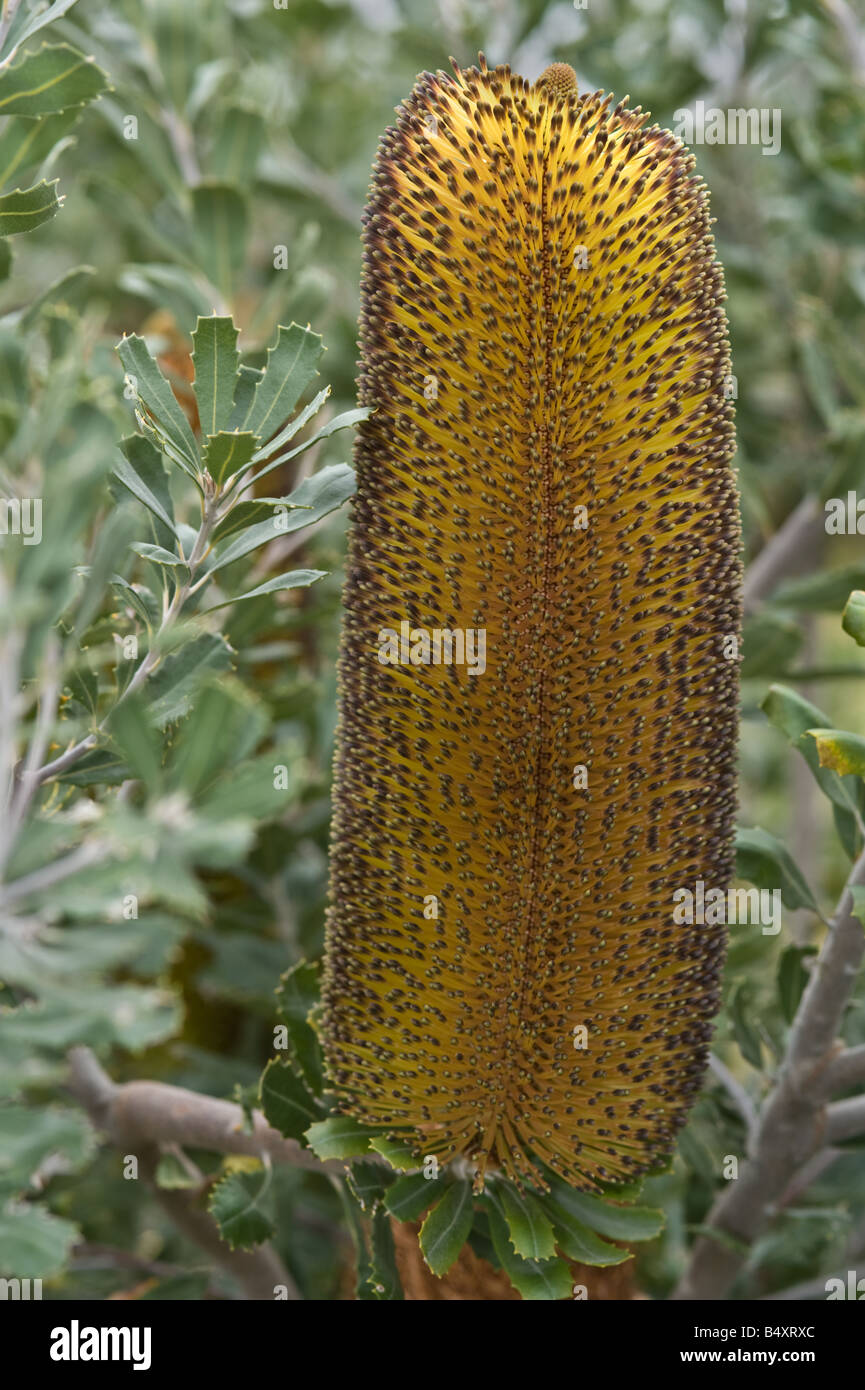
[
  {"x1": 67, "y1": 1048, "x2": 310, "y2": 1300},
  {"x1": 743, "y1": 494, "x2": 823, "y2": 613},
  {"x1": 30, "y1": 492, "x2": 221, "y2": 789},
  {"x1": 825, "y1": 1095, "x2": 865, "y2": 1144},
  {"x1": 67, "y1": 1047, "x2": 345, "y2": 1175},
  {"x1": 708, "y1": 1052, "x2": 758, "y2": 1150},
  {"x1": 823, "y1": 1041, "x2": 865, "y2": 1094}
]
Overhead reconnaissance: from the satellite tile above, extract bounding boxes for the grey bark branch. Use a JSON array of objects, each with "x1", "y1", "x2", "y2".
[
  {"x1": 66, "y1": 1047, "x2": 349, "y2": 1300},
  {"x1": 674, "y1": 846, "x2": 865, "y2": 1299},
  {"x1": 67, "y1": 1046, "x2": 344, "y2": 1174},
  {"x1": 825, "y1": 1095, "x2": 865, "y2": 1144},
  {"x1": 823, "y1": 1041, "x2": 865, "y2": 1093}
]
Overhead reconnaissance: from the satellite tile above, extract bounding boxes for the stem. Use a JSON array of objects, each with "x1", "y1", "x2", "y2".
[
  {"x1": 67, "y1": 1047, "x2": 345, "y2": 1176},
  {"x1": 823, "y1": 1042, "x2": 865, "y2": 1092},
  {"x1": 674, "y1": 845, "x2": 865, "y2": 1299},
  {"x1": 29, "y1": 495, "x2": 221, "y2": 790},
  {"x1": 67, "y1": 1047, "x2": 318, "y2": 1301},
  {"x1": 0, "y1": 840, "x2": 108, "y2": 906}
]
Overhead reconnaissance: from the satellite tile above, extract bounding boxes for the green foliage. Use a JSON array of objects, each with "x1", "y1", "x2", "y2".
[
  {"x1": 208, "y1": 1165, "x2": 274, "y2": 1251},
  {"x1": 0, "y1": 0, "x2": 864, "y2": 1302}
]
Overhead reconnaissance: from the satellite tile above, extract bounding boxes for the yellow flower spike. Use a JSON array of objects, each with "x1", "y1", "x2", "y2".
[{"x1": 322, "y1": 54, "x2": 741, "y2": 1193}]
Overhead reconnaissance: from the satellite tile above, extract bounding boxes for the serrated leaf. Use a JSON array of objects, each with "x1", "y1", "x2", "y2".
[
  {"x1": 248, "y1": 408, "x2": 368, "y2": 486},
  {"x1": 777, "y1": 945, "x2": 817, "y2": 1024},
  {"x1": 808, "y1": 728, "x2": 865, "y2": 779},
  {"x1": 304, "y1": 1116, "x2": 372, "y2": 1161},
  {"x1": 383, "y1": 1172, "x2": 447, "y2": 1222},
  {"x1": 0, "y1": 44, "x2": 108, "y2": 116},
  {"x1": 248, "y1": 384, "x2": 331, "y2": 465},
  {"x1": 368, "y1": 1136, "x2": 421, "y2": 1172},
  {"x1": 226, "y1": 364, "x2": 262, "y2": 431},
  {"x1": 366, "y1": 1206, "x2": 404, "y2": 1299},
  {"x1": 241, "y1": 323, "x2": 322, "y2": 442},
  {"x1": 0, "y1": 1201, "x2": 78, "y2": 1279},
  {"x1": 208, "y1": 1168, "x2": 273, "y2": 1250},
  {"x1": 0, "y1": 1, "x2": 80, "y2": 61},
  {"x1": 130, "y1": 541, "x2": 186, "y2": 570},
  {"x1": 541, "y1": 1199, "x2": 631, "y2": 1267},
  {"x1": 145, "y1": 633, "x2": 233, "y2": 727},
  {"x1": 116, "y1": 334, "x2": 199, "y2": 475},
  {"x1": 346, "y1": 1160, "x2": 395, "y2": 1212},
  {"x1": 259, "y1": 1058, "x2": 319, "y2": 1143},
  {"x1": 735, "y1": 825, "x2": 821, "y2": 915},
  {"x1": 497, "y1": 1184, "x2": 557, "y2": 1260},
  {"x1": 544, "y1": 1179, "x2": 664, "y2": 1242},
  {"x1": 418, "y1": 1179, "x2": 474, "y2": 1277},
  {"x1": 487, "y1": 1205, "x2": 572, "y2": 1300},
  {"x1": 203, "y1": 430, "x2": 257, "y2": 486},
  {"x1": 191, "y1": 316, "x2": 240, "y2": 437},
  {"x1": 113, "y1": 435, "x2": 178, "y2": 546},
  {"x1": 0, "y1": 1106, "x2": 94, "y2": 1189},
  {"x1": 201, "y1": 568, "x2": 326, "y2": 614},
  {"x1": 0, "y1": 179, "x2": 60, "y2": 234},
  {"x1": 275, "y1": 960, "x2": 323, "y2": 1092}
]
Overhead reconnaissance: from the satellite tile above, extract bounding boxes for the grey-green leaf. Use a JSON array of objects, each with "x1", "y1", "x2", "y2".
[
  {"x1": 544, "y1": 1179, "x2": 664, "y2": 1242},
  {"x1": 735, "y1": 825, "x2": 821, "y2": 916},
  {"x1": 201, "y1": 568, "x2": 326, "y2": 613},
  {"x1": 0, "y1": 1202, "x2": 78, "y2": 1279},
  {"x1": 486, "y1": 1205, "x2": 573, "y2": 1300},
  {"x1": 0, "y1": 44, "x2": 109, "y2": 117},
  {"x1": 241, "y1": 322, "x2": 322, "y2": 442},
  {"x1": 418, "y1": 1179, "x2": 474, "y2": 1277},
  {"x1": 304, "y1": 1116, "x2": 372, "y2": 1161},
  {"x1": 0, "y1": 180, "x2": 61, "y2": 234},
  {"x1": 116, "y1": 333, "x2": 199, "y2": 474},
  {"x1": 384, "y1": 1172, "x2": 447, "y2": 1222},
  {"x1": 191, "y1": 315, "x2": 241, "y2": 437},
  {"x1": 208, "y1": 1169, "x2": 273, "y2": 1251},
  {"x1": 259, "y1": 1058, "x2": 319, "y2": 1143},
  {"x1": 113, "y1": 435, "x2": 178, "y2": 544},
  {"x1": 203, "y1": 431, "x2": 257, "y2": 485},
  {"x1": 498, "y1": 1184, "x2": 557, "y2": 1260}
]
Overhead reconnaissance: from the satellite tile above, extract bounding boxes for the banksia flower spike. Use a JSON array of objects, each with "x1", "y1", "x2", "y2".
[{"x1": 324, "y1": 55, "x2": 740, "y2": 1194}]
